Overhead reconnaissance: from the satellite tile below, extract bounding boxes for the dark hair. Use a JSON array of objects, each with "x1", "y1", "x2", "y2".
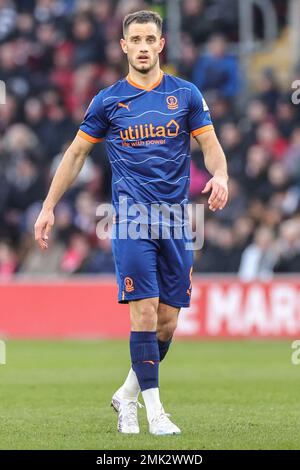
[{"x1": 123, "y1": 10, "x2": 163, "y2": 36}]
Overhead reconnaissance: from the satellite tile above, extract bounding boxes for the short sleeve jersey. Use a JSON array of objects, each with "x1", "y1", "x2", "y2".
[{"x1": 79, "y1": 71, "x2": 213, "y2": 217}]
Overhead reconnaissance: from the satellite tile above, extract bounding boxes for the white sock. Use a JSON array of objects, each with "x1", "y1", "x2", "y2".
[
  {"x1": 119, "y1": 368, "x2": 140, "y2": 400},
  {"x1": 142, "y1": 387, "x2": 162, "y2": 422}
]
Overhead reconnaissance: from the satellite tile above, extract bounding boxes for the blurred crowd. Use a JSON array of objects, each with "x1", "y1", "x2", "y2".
[{"x1": 0, "y1": 0, "x2": 299, "y2": 279}]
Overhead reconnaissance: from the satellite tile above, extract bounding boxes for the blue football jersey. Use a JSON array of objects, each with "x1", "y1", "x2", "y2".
[{"x1": 78, "y1": 71, "x2": 213, "y2": 224}]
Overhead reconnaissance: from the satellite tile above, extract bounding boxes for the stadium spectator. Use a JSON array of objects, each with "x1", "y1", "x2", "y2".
[
  {"x1": 0, "y1": 0, "x2": 17, "y2": 42},
  {"x1": 219, "y1": 122, "x2": 246, "y2": 179},
  {"x1": 182, "y1": 0, "x2": 212, "y2": 46},
  {"x1": 276, "y1": 97, "x2": 298, "y2": 139},
  {"x1": 274, "y1": 219, "x2": 300, "y2": 273},
  {"x1": 256, "y1": 68, "x2": 281, "y2": 114},
  {"x1": 192, "y1": 33, "x2": 241, "y2": 100},
  {"x1": 80, "y1": 232, "x2": 115, "y2": 274},
  {"x1": 60, "y1": 230, "x2": 90, "y2": 273},
  {"x1": 0, "y1": 0, "x2": 299, "y2": 276},
  {"x1": 72, "y1": 13, "x2": 105, "y2": 67},
  {"x1": 283, "y1": 127, "x2": 300, "y2": 182},
  {"x1": 177, "y1": 33, "x2": 198, "y2": 81},
  {"x1": 256, "y1": 121, "x2": 288, "y2": 161},
  {"x1": 238, "y1": 226, "x2": 276, "y2": 280}
]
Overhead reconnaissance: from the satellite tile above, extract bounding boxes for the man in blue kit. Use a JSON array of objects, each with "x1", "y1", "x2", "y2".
[{"x1": 35, "y1": 10, "x2": 228, "y2": 435}]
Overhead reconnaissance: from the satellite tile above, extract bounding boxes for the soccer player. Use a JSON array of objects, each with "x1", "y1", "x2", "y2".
[{"x1": 34, "y1": 10, "x2": 228, "y2": 435}]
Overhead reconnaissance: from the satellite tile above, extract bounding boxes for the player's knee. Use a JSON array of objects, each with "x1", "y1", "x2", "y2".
[
  {"x1": 130, "y1": 299, "x2": 158, "y2": 331},
  {"x1": 157, "y1": 317, "x2": 178, "y2": 341}
]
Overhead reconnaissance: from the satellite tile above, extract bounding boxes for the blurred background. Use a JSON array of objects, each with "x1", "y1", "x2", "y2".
[
  {"x1": 0, "y1": 0, "x2": 300, "y2": 339},
  {"x1": 2, "y1": 2, "x2": 300, "y2": 451}
]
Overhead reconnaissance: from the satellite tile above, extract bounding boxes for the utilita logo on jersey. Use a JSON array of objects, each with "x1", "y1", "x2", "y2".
[{"x1": 120, "y1": 120, "x2": 179, "y2": 147}]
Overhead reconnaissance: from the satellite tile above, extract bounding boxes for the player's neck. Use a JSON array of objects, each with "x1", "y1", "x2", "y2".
[{"x1": 127, "y1": 66, "x2": 163, "y2": 90}]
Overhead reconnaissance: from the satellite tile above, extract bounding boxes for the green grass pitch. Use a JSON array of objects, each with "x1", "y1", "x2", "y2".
[{"x1": 0, "y1": 339, "x2": 299, "y2": 450}]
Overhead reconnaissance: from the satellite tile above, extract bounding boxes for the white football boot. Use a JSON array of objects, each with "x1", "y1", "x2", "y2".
[
  {"x1": 111, "y1": 389, "x2": 143, "y2": 434},
  {"x1": 149, "y1": 405, "x2": 181, "y2": 435}
]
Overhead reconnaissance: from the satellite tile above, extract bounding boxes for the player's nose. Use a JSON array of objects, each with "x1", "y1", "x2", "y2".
[
  {"x1": 139, "y1": 41, "x2": 149, "y2": 52},
  {"x1": 138, "y1": 48, "x2": 150, "y2": 58}
]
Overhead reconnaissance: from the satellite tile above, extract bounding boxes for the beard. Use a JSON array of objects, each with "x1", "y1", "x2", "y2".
[{"x1": 128, "y1": 55, "x2": 158, "y2": 74}]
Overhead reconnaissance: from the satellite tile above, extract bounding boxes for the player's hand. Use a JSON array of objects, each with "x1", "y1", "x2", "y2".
[
  {"x1": 202, "y1": 175, "x2": 228, "y2": 212},
  {"x1": 34, "y1": 207, "x2": 55, "y2": 250}
]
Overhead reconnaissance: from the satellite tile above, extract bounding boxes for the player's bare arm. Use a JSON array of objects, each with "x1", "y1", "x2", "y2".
[
  {"x1": 34, "y1": 135, "x2": 94, "y2": 250},
  {"x1": 195, "y1": 130, "x2": 229, "y2": 212}
]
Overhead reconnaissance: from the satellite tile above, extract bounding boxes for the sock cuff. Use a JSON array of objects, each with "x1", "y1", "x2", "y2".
[{"x1": 130, "y1": 331, "x2": 157, "y2": 343}]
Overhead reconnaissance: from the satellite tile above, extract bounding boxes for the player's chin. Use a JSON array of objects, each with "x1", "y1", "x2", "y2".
[{"x1": 134, "y1": 62, "x2": 152, "y2": 73}]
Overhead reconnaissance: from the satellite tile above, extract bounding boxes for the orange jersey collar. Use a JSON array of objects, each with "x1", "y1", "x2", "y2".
[{"x1": 126, "y1": 70, "x2": 164, "y2": 91}]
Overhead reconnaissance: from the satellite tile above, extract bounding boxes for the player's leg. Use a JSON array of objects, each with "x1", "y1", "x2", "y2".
[
  {"x1": 111, "y1": 229, "x2": 180, "y2": 434},
  {"x1": 116, "y1": 233, "x2": 191, "y2": 433},
  {"x1": 114, "y1": 296, "x2": 180, "y2": 435},
  {"x1": 129, "y1": 297, "x2": 181, "y2": 435},
  {"x1": 129, "y1": 297, "x2": 161, "y2": 420},
  {"x1": 156, "y1": 302, "x2": 180, "y2": 361},
  {"x1": 111, "y1": 233, "x2": 161, "y2": 433},
  {"x1": 112, "y1": 231, "x2": 160, "y2": 403},
  {"x1": 116, "y1": 303, "x2": 179, "y2": 404},
  {"x1": 145, "y1": 231, "x2": 193, "y2": 434}
]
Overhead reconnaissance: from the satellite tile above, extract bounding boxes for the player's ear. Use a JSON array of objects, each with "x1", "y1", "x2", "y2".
[
  {"x1": 158, "y1": 37, "x2": 165, "y2": 53},
  {"x1": 120, "y1": 38, "x2": 127, "y2": 54}
]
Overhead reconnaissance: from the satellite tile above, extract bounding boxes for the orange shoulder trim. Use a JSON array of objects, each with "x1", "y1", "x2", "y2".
[
  {"x1": 191, "y1": 125, "x2": 214, "y2": 137},
  {"x1": 77, "y1": 130, "x2": 104, "y2": 143}
]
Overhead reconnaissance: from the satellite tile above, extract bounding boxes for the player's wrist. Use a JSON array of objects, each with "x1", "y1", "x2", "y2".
[
  {"x1": 42, "y1": 201, "x2": 55, "y2": 212},
  {"x1": 214, "y1": 171, "x2": 228, "y2": 182}
]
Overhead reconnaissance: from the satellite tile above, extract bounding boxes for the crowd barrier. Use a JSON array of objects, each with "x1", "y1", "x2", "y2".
[{"x1": 1, "y1": 276, "x2": 300, "y2": 338}]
